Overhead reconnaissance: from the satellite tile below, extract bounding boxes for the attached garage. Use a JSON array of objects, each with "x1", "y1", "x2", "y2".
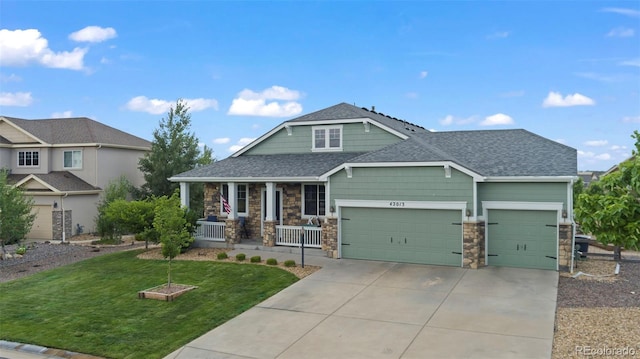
[
  {"x1": 486, "y1": 209, "x2": 558, "y2": 270},
  {"x1": 29, "y1": 205, "x2": 53, "y2": 240},
  {"x1": 340, "y1": 206, "x2": 463, "y2": 266}
]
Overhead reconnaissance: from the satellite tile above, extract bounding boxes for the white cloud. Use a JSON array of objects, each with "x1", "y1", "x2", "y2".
[
  {"x1": 595, "y1": 153, "x2": 611, "y2": 160},
  {"x1": 554, "y1": 138, "x2": 567, "y2": 144},
  {"x1": 619, "y1": 58, "x2": 640, "y2": 67},
  {"x1": 0, "y1": 91, "x2": 33, "y2": 106},
  {"x1": 480, "y1": 113, "x2": 514, "y2": 126},
  {"x1": 577, "y1": 150, "x2": 595, "y2": 158},
  {"x1": 406, "y1": 92, "x2": 419, "y2": 99},
  {"x1": 542, "y1": 91, "x2": 595, "y2": 108},
  {"x1": 100, "y1": 57, "x2": 111, "y2": 64},
  {"x1": 69, "y1": 26, "x2": 117, "y2": 43},
  {"x1": 499, "y1": 90, "x2": 525, "y2": 97},
  {"x1": 228, "y1": 137, "x2": 256, "y2": 152},
  {"x1": 487, "y1": 31, "x2": 510, "y2": 39},
  {"x1": 606, "y1": 27, "x2": 635, "y2": 37},
  {"x1": 0, "y1": 29, "x2": 87, "y2": 70},
  {"x1": 622, "y1": 116, "x2": 640, "y2": 123},
  {"x1": 213, "y1": 137, "x2": 230, "y2": 144},
  {"x1": 610, "y1": 145, "x2": 627, "y2": 150},
  {"x1": 584, "y1": 140, "x2": 608, "y2": 147},
  {"x1": 125, "y1": 96, "x2": 218, "y2": 114},
  {"x1": 601, "y1": 7, "x2": 640, "y2": 18},
  {"x1": 439, "y1": 114, "x2": 477, "y2": 126},
  {"x1": 0, "y1": 73, "x2": 22, "y2": 82},
  {"x1": 228, "y1": 85, "x2": 303, "y2": 117},
  {"x1": 251, "y1": 124, "x2": 260, "y2": 130},
  {"x1": 419, "y1": 71, "x2": 428, "y2": 79},
  {"x1": 51, "y1": 110, "x2": 73, "y2": 118}
]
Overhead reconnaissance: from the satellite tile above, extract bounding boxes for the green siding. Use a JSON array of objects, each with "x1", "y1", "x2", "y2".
[
  {"x1": 487, "y1": 209, "x2": 557, "y2": 270},
  {"x1": 330, "y1": 167, "x2": 473, "y2": 210},
  {"x1": 244, "y1": 123, "x2": 401, "y2": 155},
  {"x1": 341, "y1": 207, "x2": 462, "y2": 266},
  {"x1": 477, "y1": 182, "x2": 568, "y2": 214}
]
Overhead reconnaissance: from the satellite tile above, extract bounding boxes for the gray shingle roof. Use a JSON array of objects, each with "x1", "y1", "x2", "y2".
[
  {"x1": 174, "y1": 152, "x2": 366, "y2": 179},
  {"x1": 1, "y1": 116, "x2": 151, "y2": 148},
  {"x1": 8, "y1": 171, "x2": 101, "y2": 192}
]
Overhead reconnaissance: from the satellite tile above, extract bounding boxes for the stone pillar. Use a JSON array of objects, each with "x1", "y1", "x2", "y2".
[
  {"x1": 225, "y1": 218, "x2": 240, "y2": 244},
  {"x1": 52, "y1": 210, "x2": 72, "y2": 241},
  {"x1": 322, "y1": 218, "x2": 338, "y2": 258},
  {"x1": 263, "y1": 221, "x2": 277, "y2": 246},
  {"x1": 558, "y1": 223, "x2": 573, "y2": 272},
  {"x1": 463, "y1": 221, "x2": 485, "y2": 269}
]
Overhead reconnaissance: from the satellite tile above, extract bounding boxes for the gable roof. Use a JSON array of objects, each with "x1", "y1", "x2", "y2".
[
  {"x1": 0, "y1": 116, "x2": 151, "y2": 149},
  {"x1": 8, "y1": 171, "x2": 101, "y2": 192}
]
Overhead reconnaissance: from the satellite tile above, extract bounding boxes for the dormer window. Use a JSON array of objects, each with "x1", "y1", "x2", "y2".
[
  {"x1": 18, "y1": 151, "x2": 39, "y2": 167},
  {"x1": 312, "y1": 125, "x2": 342, "y2": 152}
]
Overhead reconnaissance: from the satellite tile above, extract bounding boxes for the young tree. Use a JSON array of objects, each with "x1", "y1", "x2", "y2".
[
  {"x1": 152, "y1": 193, "x2": 194, "y2": 288},
  {"x1": 0, "y1": 170, "x2": 36, "y2": 250},
  {"x1": 575, "y1": 131, "x2": 640, "y2": 260},
  {"x1": 138, "y1": 99, "x2": 214, "y2": 216}
]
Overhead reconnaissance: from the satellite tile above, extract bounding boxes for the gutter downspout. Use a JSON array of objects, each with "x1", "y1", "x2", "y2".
[
  {"x1": 569, "y1": 178, "x2": 576, "y2": 273},
  {"x1": 96, "y1": 144, "x2": 102, "y2": 187}
]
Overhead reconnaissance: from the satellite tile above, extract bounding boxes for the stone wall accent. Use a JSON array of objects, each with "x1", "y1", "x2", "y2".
[
  {"x1": 224, "y1": 219, "x2": 240, "y2": 244},
  {"x1": 322, "y1": 218, "x2": 338, "y2": 258},
  {"x1": 245, "y1": 183, "x2": 263, "y2": 239},
  {"x1": 558, "y1": 223, "x2": 573, "y2": 272},
  {"x1": 463, "y1": 221, "x2": 485, "y2": 269},
  {"x1": 204, "y1": 183, "x2": 220, "y2": 218},
  {"x1": 280, "y1": 183, "x2": 303, "y2": 225},
  {"x1": 262, "y1": 220, "x2": 277, "y2": 246},
  {"x1": 52, "y1": 210, "x2": 72, "y2": 241}
]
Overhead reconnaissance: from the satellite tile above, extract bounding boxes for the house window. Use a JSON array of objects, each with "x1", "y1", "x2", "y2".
[
  {"x1": 17, "y1": 151, "x2": 39, "y2": 167},
  {"x1": 312, "y1": 125, "x2": 342, "y2": 151},
  {"x1": 63, "y1": 150, "x2": 82, "y2": 169},
  {"x1": 221, "y1": 184, "x2": 249, "y2": 215},
  {"x1": 303, "y1": 184, "x2": 326, "y2": 216}
]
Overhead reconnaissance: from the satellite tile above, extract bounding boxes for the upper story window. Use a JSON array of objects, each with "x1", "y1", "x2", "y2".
[
  {"x1": 221, "y1": 184, "x2": 249, "y2": 216},
  {"x1": 63, "y1": 150, "x2": 82, "y2": 169},
  {"x1": 17, "y1": 151, "x2": 39, "y2": 167},
  {"x1": 312, "y1": 125, "x2": 342, "y2": 152}
]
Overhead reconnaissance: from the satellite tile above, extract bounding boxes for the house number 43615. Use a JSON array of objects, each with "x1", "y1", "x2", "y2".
[{"x1": 389, "y1": 201, "x2": 405, "y2": 207}]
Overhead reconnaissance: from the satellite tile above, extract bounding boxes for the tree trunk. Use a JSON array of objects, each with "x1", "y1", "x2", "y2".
[
  {"x1": 613, "y1": 246, "x2": 622, "y2": 261},
  {"x1": 167, "y1": 259, "x2": 172, "y2": 288}
]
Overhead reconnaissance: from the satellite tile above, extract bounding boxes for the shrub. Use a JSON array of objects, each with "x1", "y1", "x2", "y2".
[
  {"x1": 235, "y1": 253, "x2": 246, "y2": 261},
  {"x1": 217, "y1": 252, "x2": 228, "y2": 260},
  {"x1": 250, "y1": 256, "x2": 261, "y2": 263},
  {"x1": 15, "y1": 246, "x2": 27, "y2": 255},
  {"x1": 284, "y1": 259, "x2": 296, "y2": 267},
  {"x1": 266, "y1": 258, "x2": 278, "y2": 265}
]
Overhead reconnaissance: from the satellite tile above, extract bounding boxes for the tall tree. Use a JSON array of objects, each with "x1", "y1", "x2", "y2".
[
  {"x1": 575, "y1": 130, "x2": 640, "y2": 260},
  {"x1": 0, "y1": 170, "x2": 36, "y2": 249},
  {"x1": 138, "y1": 99, "x2": 214, "y2": 216}
]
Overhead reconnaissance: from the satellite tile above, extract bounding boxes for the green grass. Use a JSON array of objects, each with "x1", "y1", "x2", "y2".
[{"x1": 0, "y1": 250, "x2": 298, "y2": 359}]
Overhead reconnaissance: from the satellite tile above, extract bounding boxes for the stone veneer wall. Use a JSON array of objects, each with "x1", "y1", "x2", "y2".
[
  {"x1": 52, "y1": 210, "x2": 72, "y2": 241},
  {"x1": 322, "y1": 218, "x2": 338, "y2": 258},
  {"x1": 280, "y1": 183, "x2": 304, "y2": 225},
  {"x1": 558, "y1": 223, "x2": 573, "y2": 272},
  {"x1": 463, "y1": 221, "x2": 485, "y2": 269}
]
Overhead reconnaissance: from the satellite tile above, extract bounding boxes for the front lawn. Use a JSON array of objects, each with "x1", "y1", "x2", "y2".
[{"x1": 0, "y1": 249, "x2": 298, "y2": 359}]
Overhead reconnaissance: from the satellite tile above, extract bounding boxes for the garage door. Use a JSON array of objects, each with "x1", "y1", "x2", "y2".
[
  {"x1": 29, "y1": 205, "x2": 53, "y2": 240},
  {"x1": 340, "y1": 207, "x2": 462, "y2": 266},
  {"x1": 486, "y1": 209, "x2": 557, "y2": 270}
]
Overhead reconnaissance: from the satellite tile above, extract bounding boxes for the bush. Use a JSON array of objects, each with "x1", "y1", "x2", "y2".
[
  {"x1": 284, "y1": 259, "x2": 296, "y2": 267},
  {"x1": 250, "y1": 256, "x2": 261, "y2": 263},
  {"x1": 15, "y1": 246, "x2": 27, "y2": 255},
  {"x1": 217, "y1": 252, "x2": 228, "y2": 260},
  {"x1": 266, "y1": 258, "x2": 277, "y2": 265},
  {"x1": 235, "y1": 253, "x2": 246, "y2": 261}
]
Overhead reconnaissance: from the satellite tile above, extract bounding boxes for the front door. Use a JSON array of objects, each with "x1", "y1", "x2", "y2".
[{"x1": 261, "y1": 189, "x2": 282, "y2": 236}]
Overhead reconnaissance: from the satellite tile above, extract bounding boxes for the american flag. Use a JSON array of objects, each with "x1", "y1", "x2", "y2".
[{"x1": 221, "y1": 194, "x2": 231, "y2": 214}]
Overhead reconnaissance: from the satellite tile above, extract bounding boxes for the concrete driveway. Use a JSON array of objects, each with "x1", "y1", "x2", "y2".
[{"x1": 166, "y1": 255, "x2": 558, "y2": 359}]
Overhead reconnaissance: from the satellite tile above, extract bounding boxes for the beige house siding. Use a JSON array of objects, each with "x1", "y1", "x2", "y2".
[{"x1": 96, "y1": 147, "x2": 146, "y2": 189}]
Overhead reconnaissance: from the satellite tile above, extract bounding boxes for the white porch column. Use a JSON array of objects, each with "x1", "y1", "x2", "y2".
[
  {"x1": 227, "y1": 182, "x2": 237, "y2": 220},
  {"x1": 179, "y1": 182, "x2": 190, "y2": 208},
  {"x1": 265, "y1": 182, "x2": 276, "y2": 221}
]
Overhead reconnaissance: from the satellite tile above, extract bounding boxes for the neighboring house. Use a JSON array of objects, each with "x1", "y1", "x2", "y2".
[
  {"x1": 171, "y1": 103, "x2": 578, "y2": 271},
  {"x1": 577, "y1": 171, "x2": 604, "y2": 187},
  {"x1": 0, "y1": 116, "x2": 151, "y2": 240}
]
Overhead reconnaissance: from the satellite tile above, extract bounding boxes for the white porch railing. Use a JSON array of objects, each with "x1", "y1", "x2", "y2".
[
  {"x1": 196, "y1": 220, "x2": 226, "y2": 241},
  {"x1": 275, "y1": 225, "x2": 322, "y2": 248}
]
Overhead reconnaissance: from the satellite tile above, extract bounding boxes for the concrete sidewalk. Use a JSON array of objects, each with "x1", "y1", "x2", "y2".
[{"x1": 165, "y1": 252, "x2": 558, "y2": 359}]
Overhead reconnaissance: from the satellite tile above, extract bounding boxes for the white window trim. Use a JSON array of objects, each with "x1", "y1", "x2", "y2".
[
  {"x1": 221, "y1": 183, "x2": 249, "y2": 217},
  {"x1": 17, "y1": 150, "x2": 40, "y2": 167},
  {"x1": 302, "y1": 183, "x2": 326, "y2": 218},
  {"x1": 63, "y1": 150, "x2": 83, "y2": 169},
  {"x1": 312, "y1": 125, "x2": 343, "y2": 152}
]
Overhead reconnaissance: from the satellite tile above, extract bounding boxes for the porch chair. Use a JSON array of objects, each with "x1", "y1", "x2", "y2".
[{"x1": 239, "y1": 217, "x2": 250, "y2": 239}]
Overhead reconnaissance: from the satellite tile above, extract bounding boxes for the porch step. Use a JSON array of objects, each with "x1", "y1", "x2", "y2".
[{"x1": 233, "y1": 242, "x2": 326, "y2": 257}]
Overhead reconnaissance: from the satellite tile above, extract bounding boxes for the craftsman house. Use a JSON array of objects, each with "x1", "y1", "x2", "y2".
[
  {"x1": 0, "y1": 116, "x2": 151, "y2": 240},
  {"x1": 171, "y1": 103, "x2": 578, "y2": 271}
]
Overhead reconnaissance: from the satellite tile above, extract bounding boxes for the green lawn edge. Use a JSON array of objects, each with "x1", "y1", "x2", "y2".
[{"x1": 0, "y1": 249, "x2": 298, "y2": 359}]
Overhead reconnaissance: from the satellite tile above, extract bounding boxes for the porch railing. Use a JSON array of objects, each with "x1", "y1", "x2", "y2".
[
  {"x1": 195, "y1": 220, "x2": 226, "y2": 241},
  {"x1": 275, "y1": 225, "x2": 322, "y2": 248}
]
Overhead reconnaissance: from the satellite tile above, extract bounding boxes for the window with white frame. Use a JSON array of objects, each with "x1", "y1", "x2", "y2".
[
  {"x1": 221, "y1": 184, "x2": 248, "y2": 215},
  {"x1": 312, "y1": 125, "x2": 342, "y2": 151},
  {"x1": 63, "y1": 150, "x2": 82, "y2": 169},
  {"x1": 303, "y1": 184, "x2": 326, "y2": 216},
  {"x1": 17, "y1": 151, "x2": 39, "y2": 167}
]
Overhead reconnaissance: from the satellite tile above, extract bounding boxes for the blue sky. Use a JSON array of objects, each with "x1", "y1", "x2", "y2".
[{"x1": 1, "y1": 1, "x2": 638, "y2": 171}]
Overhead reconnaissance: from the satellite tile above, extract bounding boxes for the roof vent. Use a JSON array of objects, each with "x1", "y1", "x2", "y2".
[{"x1": 371, "y1": 105, "x2": 375, "y2": 112}]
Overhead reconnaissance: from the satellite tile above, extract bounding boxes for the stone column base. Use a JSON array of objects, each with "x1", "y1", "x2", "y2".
[
  {"x1": 263, "y1": 221, "x2": 277, "y2": 247},
  {"x1": 463, "y1": 221, "x2": 485, "y2": 269},
  {"x1": 322, "y1": 218, "x2": 338, "y2": 258},
  {"x1": 225, "y1": 219, "x2": 240, "y2": 244}
]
